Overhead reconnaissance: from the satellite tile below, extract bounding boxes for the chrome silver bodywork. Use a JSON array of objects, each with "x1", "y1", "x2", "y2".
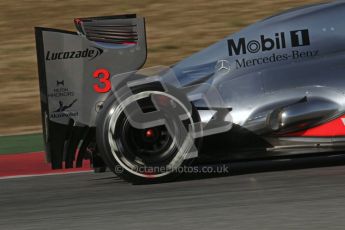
[{"x1": 35, "y1": 2, "x2": 345, "y2": 171}]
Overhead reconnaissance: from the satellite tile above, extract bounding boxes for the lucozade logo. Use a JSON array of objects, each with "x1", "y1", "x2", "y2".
[{"x1": 45, "y1": 47, "x2": 103, "y2": 61}]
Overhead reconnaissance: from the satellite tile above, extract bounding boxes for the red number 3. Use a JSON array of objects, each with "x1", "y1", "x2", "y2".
[{"x1": 93, "y1": 69, "x2": 111, "y2": 93}]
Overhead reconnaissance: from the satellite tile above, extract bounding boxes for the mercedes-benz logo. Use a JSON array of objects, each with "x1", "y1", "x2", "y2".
[{"x1": 215, "y1": 60, "x2": 231, "y2": 73}]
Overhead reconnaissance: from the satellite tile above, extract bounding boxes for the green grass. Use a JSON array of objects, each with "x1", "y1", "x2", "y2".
[{"x1": 0, "y1": 133, "x2": 43, "y2": 154}]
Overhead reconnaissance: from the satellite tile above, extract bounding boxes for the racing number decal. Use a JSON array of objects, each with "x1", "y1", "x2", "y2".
[{"x1": 93, "y1": 69, "x2": 111, "y2": 93}]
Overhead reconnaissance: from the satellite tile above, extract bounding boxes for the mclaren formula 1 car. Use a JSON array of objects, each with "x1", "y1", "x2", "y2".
[{"x1": 35, "y1": 1, "x2": 345, "y2": 183}]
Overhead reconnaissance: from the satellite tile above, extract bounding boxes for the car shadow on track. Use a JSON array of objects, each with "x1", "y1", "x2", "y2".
[
  {"x1": 176, "y1": 152, "x2": 345, "y2": 183},
  {"x1": 90, "y1": 153, "x2": 345, "y2": 184}
]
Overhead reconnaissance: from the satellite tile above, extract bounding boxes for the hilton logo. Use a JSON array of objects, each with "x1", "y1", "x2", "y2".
[{"x1": 228, "y1": 29, "x2": 310, "y2": 56}]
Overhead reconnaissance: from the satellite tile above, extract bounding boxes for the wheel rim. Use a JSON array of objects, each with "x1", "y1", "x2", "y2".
[{"x1": 107, "y1": 91, "x2": 195, "y2": 178}]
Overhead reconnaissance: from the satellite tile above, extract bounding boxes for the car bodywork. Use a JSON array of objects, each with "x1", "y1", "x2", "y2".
[{"x1": 35, "y1": 1, "x2": 345, "y2": 174}]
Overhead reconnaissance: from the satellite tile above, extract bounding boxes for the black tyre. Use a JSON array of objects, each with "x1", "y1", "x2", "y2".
[{"x1": 96, "y1": 82, "x2": 201, "y2": 184}]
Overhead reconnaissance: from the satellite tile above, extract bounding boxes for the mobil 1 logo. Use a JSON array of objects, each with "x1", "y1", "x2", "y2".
[
  {"x1": 228, "y1": 29, "x2": 311, "y2": 56},
  {"x1": 290, "y1": 30, "x2": 310, "y2": 47}
]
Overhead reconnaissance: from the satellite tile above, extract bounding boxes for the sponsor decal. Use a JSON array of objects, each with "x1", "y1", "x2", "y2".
[
  {"x1": 45, "y1": 47, "x2": 103, "y2": 61},
  {"x1": 50, "y1": 99, "x2": 78, "y2": 119},
  {"x1": 48, "y1": 80, "x2": 78, "y2": 120},
  {"x1": 215, "y1": 60, "x2": 231, "y2": 73},
  {"x1": 48, "y1": 80, "x2": 75, "y2": 98},
  {"x1": 56, "y1": 80, "x2": 64, "y2": 87},
  {"x1": 48, "y1": 87, "x2": 75, "y2": 98},
  {"x1": 235, "y1": 50, "x2": 319, "y2": 69},
  {"x1": 227, "y1": 29, "x2": 319, "y2": 69},
  {"x1": 228, "y1": 29, "x2": 310, "y2": 56}
]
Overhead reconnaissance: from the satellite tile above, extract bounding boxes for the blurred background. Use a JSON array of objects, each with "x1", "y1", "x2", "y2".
[{"x1": 0, "y1": 0, "x2": 320, "y2": 135}]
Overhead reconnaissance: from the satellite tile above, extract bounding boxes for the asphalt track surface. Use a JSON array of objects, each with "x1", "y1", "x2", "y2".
[{"x1": 2, "y1": 154, "x2": 345, "y2": 230}]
